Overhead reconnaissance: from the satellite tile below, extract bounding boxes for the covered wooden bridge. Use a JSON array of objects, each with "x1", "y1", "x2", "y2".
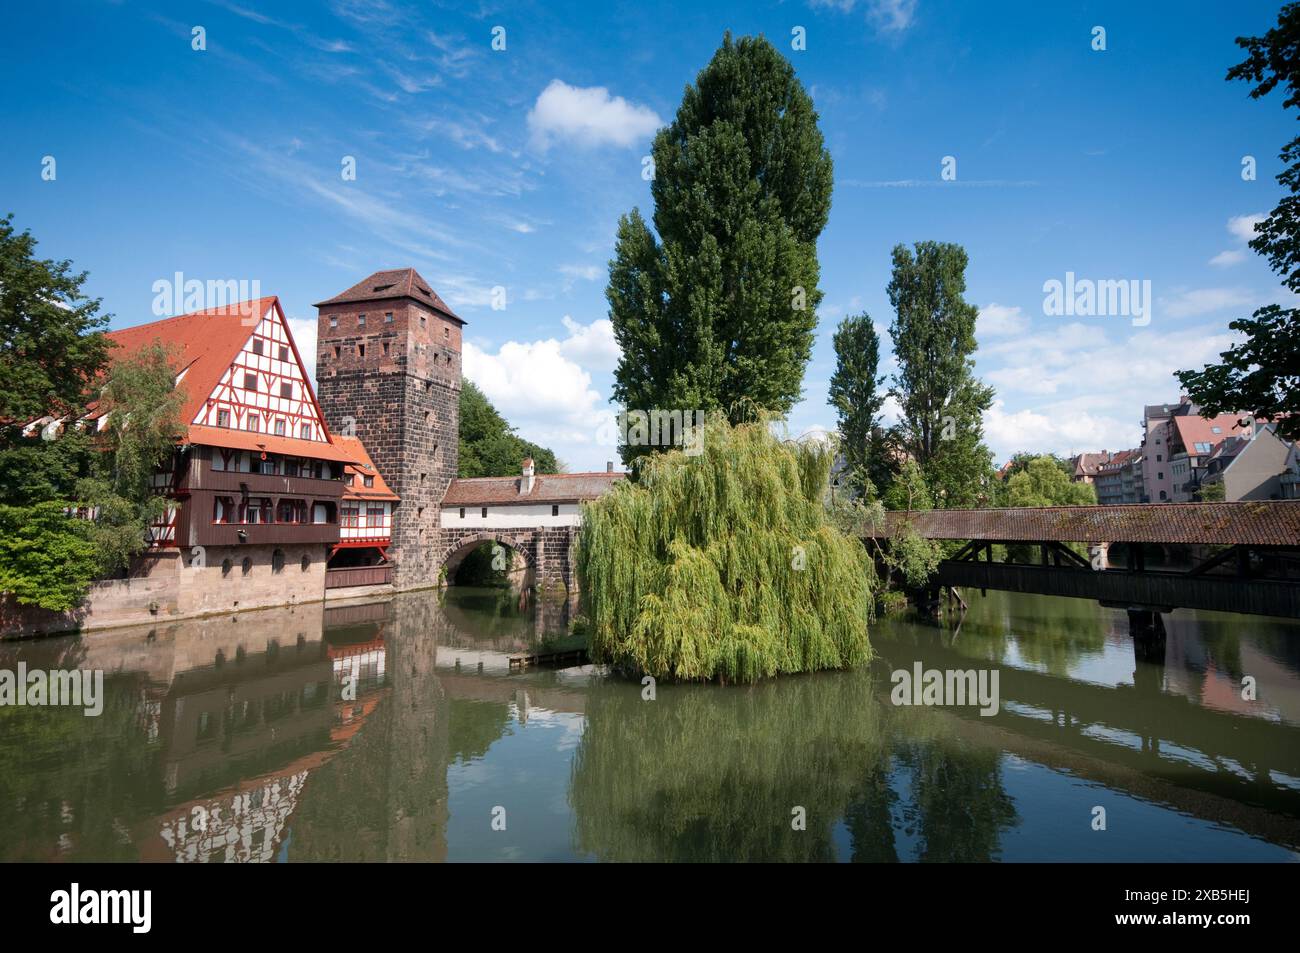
[{"x1": 869, "y1": 501, "x2": 1300, "y2": 620}]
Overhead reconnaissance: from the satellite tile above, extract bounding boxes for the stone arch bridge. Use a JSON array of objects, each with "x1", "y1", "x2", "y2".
[{"x1": 435, "y1": 526, "x2": 578, "y2": 591}]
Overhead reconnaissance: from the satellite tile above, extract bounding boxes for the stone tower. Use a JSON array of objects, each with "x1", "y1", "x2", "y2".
[{"x1": 314, "y1": 269, "x2": 463, "y2": 589}]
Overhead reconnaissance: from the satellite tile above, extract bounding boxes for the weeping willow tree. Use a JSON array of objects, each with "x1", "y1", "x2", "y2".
[{"x1": 576, "y1": 414, "x2": 876, "y2": 682}]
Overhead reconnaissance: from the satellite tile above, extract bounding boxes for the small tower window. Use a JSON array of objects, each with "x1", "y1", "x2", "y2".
[
  {"x1": 329, "y1": 315, "x2": 338, "y2": 328},
  {"x1": 385, "y1": 312, "x2": 394, "y2": 323},
  {"x1": 358, "y1": 344, "x2": 366, "y2": 358},
  {"x1": 358, "y1": 313, "x2": 367, "y2": 327}
]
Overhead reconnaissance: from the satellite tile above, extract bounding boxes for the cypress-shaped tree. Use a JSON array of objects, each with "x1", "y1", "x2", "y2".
[
  {"x1": 886, "y1": 242, "x2": 995, "y2": 507},
  {"x1": 607, "y1": 33, "x2": 833, "y2": 463},
  {"x1": 829, "y1": 313, "x2": 889, "y2": 496}
]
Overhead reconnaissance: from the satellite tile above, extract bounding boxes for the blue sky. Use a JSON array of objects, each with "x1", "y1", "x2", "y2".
[{"x1": 1, "y1": 0, "x2": 1293, "y2": 471}]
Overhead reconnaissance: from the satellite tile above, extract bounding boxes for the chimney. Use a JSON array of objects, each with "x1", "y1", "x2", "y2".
[
  {"x1": 606, "y1": 460, "x2": 613, "y2": 473},
  {"x1": 520, "y1": 457, "x2": 535, "y2": 494}
]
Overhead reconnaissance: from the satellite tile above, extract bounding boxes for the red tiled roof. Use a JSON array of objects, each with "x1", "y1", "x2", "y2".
[
  {"x1": 183, "y1": 425, "x2": 355, "y2": 463},
  {"x1": 1169, "y1": 412, "x2": 1251, "y2": 455},
  {"x1": 334, "y1": 434, "x2": 399, "y2": 501},
  {"x1": 1073, "y1": 451, "x2": 1111, "y2": 477},
  {"x1": 878, "y1": 501, "x2": 1300, "y2": 545},
  {"x1": 312, "y1": 268, "x2": 464, "y2": 324},
  {"x1": 107, "y1": 298, "x2": 279, "y2": 428},
  {"x1": 105, "y1": 298, "x2": 346, "y2": 462},
  {"x1": 442, "y1": 472, "x2": 625, "y2": 506}
]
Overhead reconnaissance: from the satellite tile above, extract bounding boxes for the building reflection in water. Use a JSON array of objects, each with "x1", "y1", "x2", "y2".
[{"x1": 0, "y1": 587, "x2": 1296, "y2": 862}]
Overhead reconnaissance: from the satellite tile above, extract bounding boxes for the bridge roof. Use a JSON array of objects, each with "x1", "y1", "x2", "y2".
[
  {"x1": 877, "y1": 501, "x2": 1300, "y2": 546},
  {"x1": 443, "y1": 472, "x2": 624, "y2": 506}
]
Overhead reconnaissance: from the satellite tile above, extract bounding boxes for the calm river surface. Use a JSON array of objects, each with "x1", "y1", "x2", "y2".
[{"x1": 1, "y1": 587, "x2": 1297, "y2": 862}]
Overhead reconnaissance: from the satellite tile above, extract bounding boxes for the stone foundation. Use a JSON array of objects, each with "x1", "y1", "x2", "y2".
[{"x1": 0, "y1": 543, "x2": 332, "y2": 639}]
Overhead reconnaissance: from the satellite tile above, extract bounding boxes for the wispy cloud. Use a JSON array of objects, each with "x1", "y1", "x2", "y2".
[
  {"x1": 809, "y1": 0, "x2": 919, "y2": 34},
  {"x1": 1160, "y1": 287, "x2": 1254, "y2": 318}
]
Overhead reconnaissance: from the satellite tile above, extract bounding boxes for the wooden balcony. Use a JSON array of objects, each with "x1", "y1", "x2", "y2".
[
  {"x1": 325, "y1": 565, "x2": 392, "y2": 589},
  {"x1": 196, "y1": 520, "x2": 340, "y2": 548}
]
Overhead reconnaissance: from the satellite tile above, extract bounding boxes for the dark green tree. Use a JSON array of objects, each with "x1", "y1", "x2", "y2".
[
  {"x1": 1176, "y1": 4, "x2": 1300, "y2": 438},
  {"x1": 886, "y1": 242, "x2": 995, "y2": 507},
  {"x1": 0, "y1": 334, "x2": 184, "y2": 609},
  {"x1": 458, "y1": 379, "x2": 559, "y2": 477},
  {"x1": 829, "y1": 313, "x2": 889, "y2": 495},
  {"x1": 607, "y1": 33, "x2": 833, "y2": 463},
  {"x1": 0, "y1": 213, "x2": 111, "y2": 423}
]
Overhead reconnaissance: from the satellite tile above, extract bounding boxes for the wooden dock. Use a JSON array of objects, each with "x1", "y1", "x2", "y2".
[{"x1": 507, "y1": 647, "x2": 590, "y2": 669}]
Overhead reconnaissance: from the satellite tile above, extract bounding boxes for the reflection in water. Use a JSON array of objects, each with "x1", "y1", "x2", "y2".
[
  {"x1": 0, "y1": 587, "x2": 1296, "y2": 861},
  {"x1": 571, "y1": 670, "x2": 890, "y2": 861}
]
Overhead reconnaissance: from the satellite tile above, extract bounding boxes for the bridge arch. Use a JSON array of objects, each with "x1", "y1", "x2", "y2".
[{"x1": 438, "y1": 532, "x2": 536, "y2": 587}]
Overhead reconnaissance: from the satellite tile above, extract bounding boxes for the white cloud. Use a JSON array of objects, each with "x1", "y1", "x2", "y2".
[
  {"x1": 559, "y1": 315, "x2": 621, "y2": 372},
  {"x1": 288, "y1": 316, "x2": 318, "y2": 383},
  {"x1": 810, "y1": 0, "x2": 918, "y2": 32},
  {"x1": 559, "y1": 263, "x2": 602, "y2": 282},
  {"x1": 978, "y1": 302, "x2": 1029, "y2": 337},
  {"x1": 1227, "y1": 213, "x2": 1266, "y2": 243},
  {"x1": 1160, "y1": 287, "x2": 1254, "y2": 318},
  {"x1": 1209, "y1": 249, "x2": 1246, "y2": 267},
  {"x1": 973, "y1": 322, "x2": 1238, "y2": 459},
  {"x1": 527, "y1": 79, "x2": 662, "y2": 150},
  {"x1": 462, "y1": 316, "x2": 624, "y2": 469},
  {"x1": 983, "y1": 400, "x2": 1132, "y2": 460}
]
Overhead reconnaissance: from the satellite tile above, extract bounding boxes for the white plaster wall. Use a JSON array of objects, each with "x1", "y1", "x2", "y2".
[{"x1": 439, "y1": 502, "x2": 582, "y2": 528}]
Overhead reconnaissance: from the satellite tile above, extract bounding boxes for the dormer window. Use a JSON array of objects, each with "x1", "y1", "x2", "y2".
[{"x1": 363, "y1": 475, "x2": 374, "y2": 487}]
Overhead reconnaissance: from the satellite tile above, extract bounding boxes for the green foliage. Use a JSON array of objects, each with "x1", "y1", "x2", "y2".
[
  {"x1": 458, "y1": 379, "x2": 559, "y2": 476},
  {"x1": 1198, "y1": 479, "x2": 1227, "y2": 502},
  {"x1": 453, "y1": 541, "x2": 508, "y2": 586},
  {"x1": 0, "y1": 503, "x2": 100, "y2": 611},
  {"x1": 576, "y1": 414, "x2": 874, "y2": 682},
  {"x1": 608, "y1": 34, "x2": 833, "y2": 463},
  {"x1": 0, "y1": 339, "x2": 184, "y2": 609},
  {"x1": 1177, "y1": 7, "x2": 1300, "y2": 440},
  {"x1": 829, "y1": 313, "x2": 890, "y2": 495},
  {"x1": 1005, "y1": 456, "x2": 1097, "y2": 508},
  {"x1": 0, "y1": 213, "x2": 111, "y2": 423},
  {"x1": 875, "y1": 460, "x2": 943, "y2": 593},
  {"x1": 96, "y1": 340, "x2": 185, "y2": 503},
  {"x1": 887, "y1": 242, "x2": 996, "y2": 506},
  {"x1": 882, "y1": 458, "x2": 934, "y2": 512}
]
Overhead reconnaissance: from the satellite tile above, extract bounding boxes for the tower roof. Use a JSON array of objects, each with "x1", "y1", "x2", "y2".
[{"x1": 313, "y1": 268, "x2": 464, "y2": 324}]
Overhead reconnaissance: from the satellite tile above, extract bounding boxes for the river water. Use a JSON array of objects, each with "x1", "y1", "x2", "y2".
[{"x1": 1, "y1": 587, "x2": 1296, "y2": 862}]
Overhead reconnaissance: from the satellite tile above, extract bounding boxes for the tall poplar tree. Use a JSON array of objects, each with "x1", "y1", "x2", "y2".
[
  {"x1": 887, "y1": 242, "x2": 994, "y2": 507},
  {"x1": 829, "y1": 313, "x2": 888, "y2": 495},
  {"x1": 607, "y1": 33, "x2": 833, "y2": 463}
]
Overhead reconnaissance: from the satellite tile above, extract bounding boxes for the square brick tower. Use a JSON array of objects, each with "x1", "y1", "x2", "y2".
[{"x1": 314, "y1": 269, "x2": 463, "y2": 589}]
